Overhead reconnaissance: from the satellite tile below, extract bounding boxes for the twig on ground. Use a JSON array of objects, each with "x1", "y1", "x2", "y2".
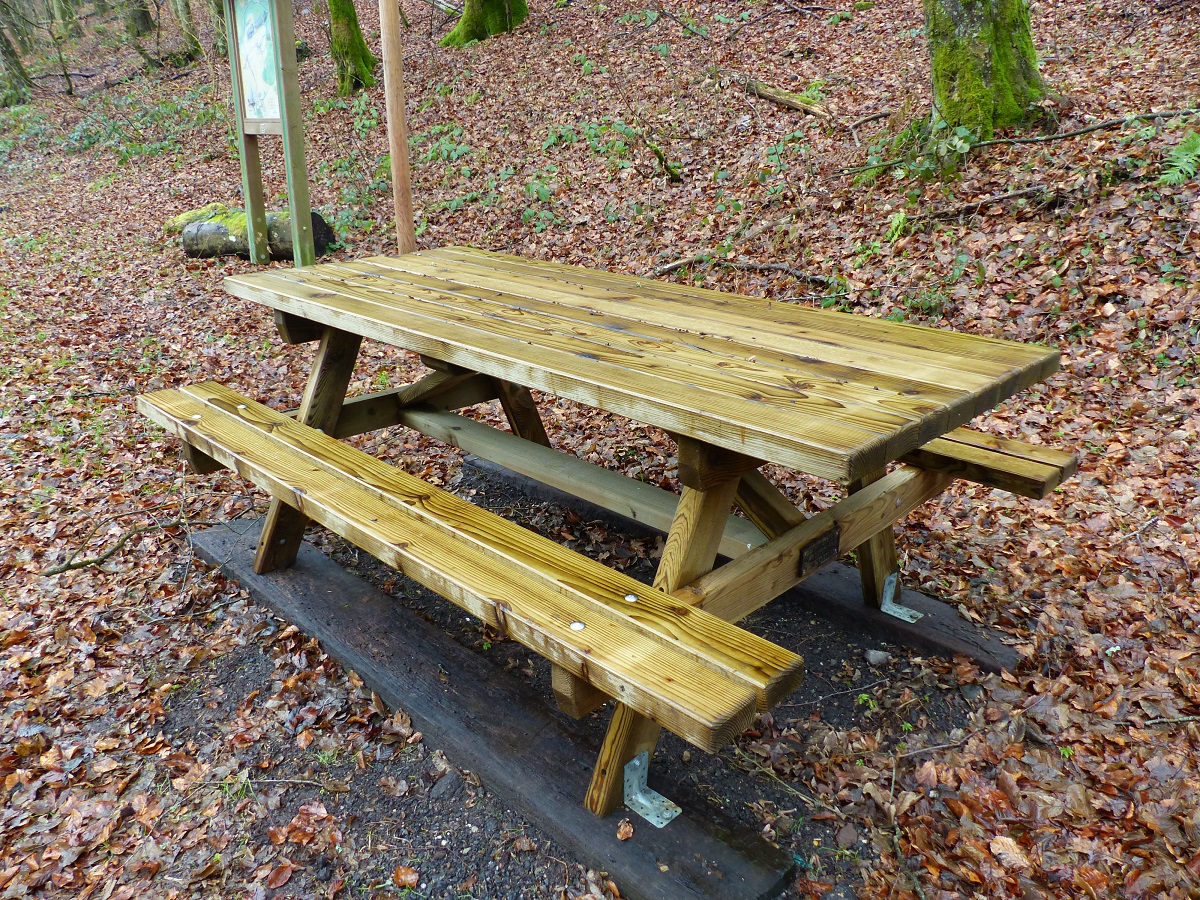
[
  {"x1": 907, "y1": 185, "x2": 1051, "y2": 224},
  {"x1": 713, "y1": 259, "x2": 836, "y2": 285},
  {"x1": 655, "y1": 6, "x2": 713, "y2": 39},
  {"x1": 652, "y1": 215, "x2": 797, "y2": 276},
  {"x1": 849, "y1": 110, "x2": 890, "y2": 146},
  {"x1": 783, "y1": 677, "x2": 889, "y2": 707},
  {"x1": 837, "y1": 107, "x2": 1200, "y2": 175},
  {"x1": 42, "y1": 502, "x2": 196, "y2": 575},
  {"x1": 896, "y1": 731, "x2": 977, "y2": 760}
]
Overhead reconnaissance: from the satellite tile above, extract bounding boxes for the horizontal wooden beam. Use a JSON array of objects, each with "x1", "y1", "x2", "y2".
[
  {"x1": 677, "y1": 466, "x2": 953, "y2": 623},
  {"x1": 899, "y1": 427, "x2": 1077, "y2": 499},
  {"x1": 396, "y1": 407, "x2": 767, "y2": 561}
]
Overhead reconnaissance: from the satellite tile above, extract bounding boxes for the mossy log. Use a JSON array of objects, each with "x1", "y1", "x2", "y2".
[
  {"x1": 172, "y1": 205, "x2": 336, "y2": 261},
  {"x1": 923, "y1": 0, "x2": 1044, "y2": 139}
]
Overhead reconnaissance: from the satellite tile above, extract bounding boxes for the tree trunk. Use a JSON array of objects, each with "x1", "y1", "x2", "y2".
[
  {"x1": 0, "y1": 0, "x2": 35, "y2": 51},
  {"x1": 327, "y1": 0, "x2": 375, "y2": 96},
  {"x1": 170, "y1": 0, "x2": 200, "y2": 58},
  {"x1": 923, "y1": 0, "x2": 1044, "y2": 139},
  {"x1": 0, "y1": 21, "x2": 32, "y2": 106},
  {"x1": 123, "y1": 0, "x2": 154, "y2": 36},
  {"x1": 440, "y1": 0, "x2": 526, "y2": 47},
  {"x1": 51, "y1": 0, "x2": 81, "y2": 37},
  {"x1": 204, "y1": 0, "x2": 226, "y2": 55}
]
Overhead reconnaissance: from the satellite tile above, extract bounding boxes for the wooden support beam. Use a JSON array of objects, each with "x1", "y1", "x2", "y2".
[
  {"x1": 849, "y1": 467, "x2": 897, "y2": 608},
  {"x1": 678, "y1": 466, "x2": 953, "y2": 624},
  {"x1": 735, "y1": 469, "x2": 807, "y2": 539},
  {"x1": 495, "y1": 380, "x2": 552, "y2": 447},
  {"x1": 254, "y1": 327, "x2": 362, "y2": 574},
  {"x1": 274, "y1": 311, "x2": 325, "y2": 344},
  {"x1": 586, "y1": 447, "x2": 746, "y2": 817},
  {"x1": 396, "y1": 408, "x2": 766, "y2": 560}
]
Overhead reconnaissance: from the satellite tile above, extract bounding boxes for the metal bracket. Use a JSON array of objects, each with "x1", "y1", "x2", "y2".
[
  {"x1": 878, "y1": 572, "x2": 923, "y2": 623},
  {"x1": 623, "y1": 752, "x2": 681, "y2": 828}
]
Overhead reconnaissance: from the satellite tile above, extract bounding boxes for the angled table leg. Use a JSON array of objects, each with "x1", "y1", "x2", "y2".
[
  {"x1": 584, "y1": 438, "x2": 756, "y2": 817},
  {"x1": 254, "y1": 327, "x2": 363, "y2": 574},
  {"x1": 849, "y1": 467, "x2": 899, "y2": 607}
]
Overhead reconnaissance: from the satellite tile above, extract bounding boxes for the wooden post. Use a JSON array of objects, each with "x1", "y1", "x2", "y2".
[
  {"x1": 585, "y1": 438, "x2": 749, "y2": 817},
  {"x1": 224, "y1": 0, "x2": 269, "y2": 264},
  {"x1": 849, "y1": 467, "x2": 899, "y2": 607},
  {"x1": 270, "y1": 0, "x2": 315, "y2": 267},
  {"x1": 377, "y1": 0, "x2": 417, "y2": 254}
]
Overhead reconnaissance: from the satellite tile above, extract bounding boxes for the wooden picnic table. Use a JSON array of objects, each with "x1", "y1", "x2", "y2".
[{"x1": 140, "y1": 246, "x2": 1075, "y2": 820}]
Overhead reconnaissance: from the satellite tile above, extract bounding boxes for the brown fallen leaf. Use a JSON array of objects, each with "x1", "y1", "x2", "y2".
[
  {"x1": 512, "y1": 835, "x2": 537, "y2": 853},
  {"x1": 393, "y1": 865, "x2": 419, "y2": 888},
  {"x1": 190, "y1": 855, "x2": 223, "y2": 881},
  {"x1": 616, "y1": 818, "x2": 634, "y2": 841},
  {"x1": 380, "y1": 775, "x2": 409, "y2": 797},
  {"x1": 322, "y1": 778, "x2": 351, "y2": 793},
  {"x1": 267, "y1": 860, "x2": 296, "y2": 889}
]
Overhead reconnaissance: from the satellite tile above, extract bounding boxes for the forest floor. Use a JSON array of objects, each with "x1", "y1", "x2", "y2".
[{"x1": 1, "y1": 0, "x2": 1199, "y2": 897}]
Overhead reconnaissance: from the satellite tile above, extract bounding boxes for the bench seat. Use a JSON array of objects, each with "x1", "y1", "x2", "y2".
[
  {"x1": 900, "y1": 426, "x2": 1077, "y2": 499},
  {"x1": 138, "y1": 382, "x2": 805, "y2": 754}
]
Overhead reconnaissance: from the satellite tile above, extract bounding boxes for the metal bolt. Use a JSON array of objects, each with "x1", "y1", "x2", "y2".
[
  {"x1": 624, "y1": 593, "x2": 638, "y2": 603},
  {"x1": 570, "y1": 621, "x2": 585, "y2": 631}
]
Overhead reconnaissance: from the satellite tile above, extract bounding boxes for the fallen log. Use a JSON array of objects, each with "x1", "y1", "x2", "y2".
[{"x1": 166, "y1": 203, "x2": 336, "y2": 261}]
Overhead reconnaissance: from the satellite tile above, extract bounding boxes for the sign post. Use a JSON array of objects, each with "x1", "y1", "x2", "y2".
[{"x1": 224, "y1": 0, "x2": 314, "y2": 266}]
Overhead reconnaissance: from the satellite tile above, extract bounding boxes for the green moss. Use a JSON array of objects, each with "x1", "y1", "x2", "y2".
[
  {"x1": 329, "y1": 0, "x2": 376, "y2": 96},
  {"x1": 441, "y1": 0, "x2": 529, "y2": 47},
  {"x1": 207, "y1": 209, "x2": 249, "y2": 241},
  {"x1": 924, "y1": 0, "x2": 1043, "y2": 139},
  {"x1": 164, "y1": 201, "x2": 229, "y2": 235}
]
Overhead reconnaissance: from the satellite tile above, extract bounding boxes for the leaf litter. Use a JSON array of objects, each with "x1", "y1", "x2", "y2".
[{"x1": 0, "y1": 0, "x2": 1198, "y2": 897}]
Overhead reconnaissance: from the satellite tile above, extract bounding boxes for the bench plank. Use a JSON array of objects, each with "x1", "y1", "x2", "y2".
[
  {"x1": 900, "y1": 427, "x2": 1078, "y2": 499},
  {"x1": 139, "y1": 385, "x2": 805, "y2": 738}
]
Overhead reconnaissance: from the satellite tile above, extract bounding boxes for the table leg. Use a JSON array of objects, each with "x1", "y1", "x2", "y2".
[
  {"x1": 735, "y1": 468, "x2": 807, "y2": 539},
  {"x1": 585, "y1": 439, "x2": 751, "y2": 817},
  {"x1": 254, "y1": 327, "x2": 363, "y2": 574},
  {"x1": 848, "y1": 467, "x2": 899, "y2": 608}
]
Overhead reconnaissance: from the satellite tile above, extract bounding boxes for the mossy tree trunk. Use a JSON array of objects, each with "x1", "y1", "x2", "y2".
[
  {"x1": 122, "y1": 0, "x2": 154, "y2": 36},
  {"x1": 51, "y1": 0, "x2": 81, "y2": 38},
  {"x1": 169, "y1": 0, "x2": 201, "y2": 58},
  {"x1": 923, "y1": 0, "x2": 1044, "y2": 140},
  {"x1": 0, "y1": 0, "x2": 34, "y2": 51},
  {"x1": 204, "y1": 0, "x2": 226, "y2": 55},
  {"x1": 440, "y1": 0, "x2": 527, "y2": 47},
  {"x1": 327, "y1": 0, "x2": 375, "y2": 96},
  {"x1": 0, "y1": 20, "x2": 32, "y2": 106}
]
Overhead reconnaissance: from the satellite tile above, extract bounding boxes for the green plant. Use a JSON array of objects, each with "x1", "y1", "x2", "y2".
[
  {"x1": 1158, "y1": 130, "x2": 1200, "y2": 185},
  {"x1": 884, "y1": 211, "x2": 909, "y2": 242},
  {"x1": 543, "y1": 124, "x2": 578, "y2": 150},
  {"x1": 827, "y1": 10, "x2": 853, "y2": 24}
]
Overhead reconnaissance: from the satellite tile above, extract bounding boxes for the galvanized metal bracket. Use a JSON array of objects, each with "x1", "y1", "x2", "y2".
[
  {"x1": 878, "y1": 571, "x2": 923, "y2": 623},
  {"x1": 623, "y1": 752, "x2": 681, "y2": 828}
]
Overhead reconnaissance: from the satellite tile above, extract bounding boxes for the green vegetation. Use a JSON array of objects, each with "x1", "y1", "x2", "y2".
[{"x1": 1158, "y1": 130, "x2": 1200, "y2": 185}]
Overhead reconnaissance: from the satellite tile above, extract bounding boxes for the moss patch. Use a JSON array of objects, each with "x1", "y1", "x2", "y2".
[
  {"x1": 924, "y1": 0, "x2": 1044, "y2": 139},
  {"x1": 441, "y1": 0, "x2": 529, "y2": 48},
  {"x1": 164, "y1": 201, "x2": 229, "y2": 235}
]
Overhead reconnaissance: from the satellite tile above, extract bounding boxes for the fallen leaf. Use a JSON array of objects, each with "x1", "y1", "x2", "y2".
[
  {"x1": 267, "y1": 860, "x2": 296, "y2": 888},
  {"x1": 616, "y1": 818, "x2": 634, "y2": 841},
  {"x1": 393, "y1": 865, "x2": 419, "y2": 888}
]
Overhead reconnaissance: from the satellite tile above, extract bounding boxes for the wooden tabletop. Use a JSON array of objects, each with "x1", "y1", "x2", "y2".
[{"x1": 224, "y1": 246, "x2": 1059, "y2": 483}]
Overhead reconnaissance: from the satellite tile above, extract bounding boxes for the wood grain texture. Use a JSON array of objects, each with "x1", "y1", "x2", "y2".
[
  {"x1": 395, "y1": 406, "x2": 765, "y2": 560},
  {"x1": 225, "y1": 266, "x2": 895, "y2": 480},
  {"x1": 849, "y1": 468, "x2": 898, "y2": 608},
  {"x1": 254, "y1": 327, "x2": 362, "y2": 574},
  {"x1": 679, "y1": 466, "x2": 953, "y2": 623},
  {"x1": 223, "y1": 247, "x2": 1064, "y2": 484},
  {"x1": 139, "y1": 384, "x2": 804, "y2": 724},
  {"x1": 900, "y1": 427, "x2": 1078, "y2": 498}
]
